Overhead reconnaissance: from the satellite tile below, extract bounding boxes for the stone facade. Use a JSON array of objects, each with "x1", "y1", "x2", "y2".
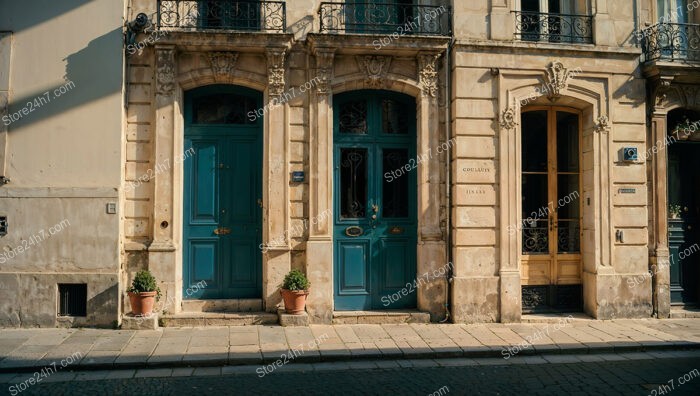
[{"x1": 0, "y1": 0, "x2": 695, "y2": 327}]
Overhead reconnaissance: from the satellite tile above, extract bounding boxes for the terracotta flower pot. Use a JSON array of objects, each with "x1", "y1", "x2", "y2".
[
  {"x1": 128, "y1": 291, "x2": 158, "y2": 316},
  {"x1": 280, "y1": 289, "x2": 309, "y2": 315}
]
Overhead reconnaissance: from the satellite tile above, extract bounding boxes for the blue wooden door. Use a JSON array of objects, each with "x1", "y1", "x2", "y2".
[
  {"x1": 333, "y1": 91, "x2": 417, "y2": 310},
  {"x1": 668, "y1": 142, "x2": 700, "y2": 304},
  {"x1": 183, "y1": 85, "x2": 262, "y2": 299}
]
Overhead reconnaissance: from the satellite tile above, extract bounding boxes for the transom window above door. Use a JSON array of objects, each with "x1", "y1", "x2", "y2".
[
  {"x1": 514, "y1": 0, "x2": 593, "y2": 43},
  {"x1": 336, "y1": 94, "x2": 414, "y2": 137}
]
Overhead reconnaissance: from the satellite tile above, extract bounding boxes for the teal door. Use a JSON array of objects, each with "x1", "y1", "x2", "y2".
[
  {"x1": 183, "y1": 85, "x2": 262, "y2": 299},
  {"x1": 668, "y1": 142, "x2": 700, "y2": 304},
  {"x1": 333, "y1": 91, "x2": 417, "y2": 310}
]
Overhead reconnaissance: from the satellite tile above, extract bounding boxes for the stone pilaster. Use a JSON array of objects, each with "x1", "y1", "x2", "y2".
[
  {"x1": 149, "y1": 45, "x2": 178, "y2": 313},
  {"x1": 417, "y1": 52, "x2": 447, "y2": 321},
  {"x1": 498, "y1": 103, "x2": 521, "y2": 323},
  {"x1": 650, "y1": 112, "x2": 670, "y2": 318},
  {"x1": 263, "y1": 47, "x2": 290, "y2": 313},
  {"x1": 306, "y1": 47, "x2": 335, "y2": 324}
]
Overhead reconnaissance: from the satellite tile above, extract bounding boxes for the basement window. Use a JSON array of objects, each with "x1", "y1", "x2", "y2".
[{"x1": 58, "y1": 284, "x2": 87, "y2": 317}]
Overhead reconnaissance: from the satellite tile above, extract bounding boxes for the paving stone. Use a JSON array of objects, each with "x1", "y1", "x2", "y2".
[
  {"x1": 193, "y1": 367, "x2": 222, "y2": 376},
  {"x1": 104, "y1": 369, "x2": 136, "y2": 379},
  {"x1": 134, "y1": 368, "x2": 173, "y2": 378},
  {"x1": 171, "y1": 367, "x2": 195, "y2": 377}
]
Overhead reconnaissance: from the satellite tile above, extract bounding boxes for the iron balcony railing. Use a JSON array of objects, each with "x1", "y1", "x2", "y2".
[
  {"x1": 642, "y1": 22, "x2": 700, "y2": 62},
  {"x1": 318, "y1": 2, "x2": 451, "y2": 36},
  {"x1": 156, "y1": 0, "x2": 286, "y2": 32},
  {"x1": 513, "y1": 11, "x2": 593, "y2": 44}
]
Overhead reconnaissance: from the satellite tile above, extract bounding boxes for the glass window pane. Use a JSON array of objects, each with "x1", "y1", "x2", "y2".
[
  {"x1": 523, "y1": 220, "x2": 550, "y2": 254},
  {"x1": 522, "y1": 174, "x2": 549, "y2": 220},
  {"x1": 192, "y1": 93, "x2": 257, "y2": 124},
  {"x1": 558, "y1": 220, "x2": 580, "y2": 253},
  {"x1": 522, "y1": 173, "x2": 549, "y2": 254},
  {"x1": 340, "y1": 149, "x2": 367, "y2": 219},
  {"x1": 382, "y1": 149, "x2": 409, "y2": 218},
  {"x1": 339, "y1": 100, "x2": 368, "y2": 134},
  {"x1": 557, "y1": 174, "x2": 580, "y2": 219},
  {"x1": 382, "y1": 99, "x2": 409, "y2": 134},
  {"x1": 556, "y1": 112, "x2": 579, "y2": 172},
  {"x1": 522, "y1": 111, "x2": 548, "y2": 172}
]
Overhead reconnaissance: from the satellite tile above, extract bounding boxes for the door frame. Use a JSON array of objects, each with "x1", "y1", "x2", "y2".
[
  {"x1": 182, "y1": 84, "x2": 264, "y2": 300},
  {"x1": 331, "y1": 90, "x2": 419, "y2": 311},
  {"x1": 520, "y1": 105, "x2": 584, "y2": 312}
]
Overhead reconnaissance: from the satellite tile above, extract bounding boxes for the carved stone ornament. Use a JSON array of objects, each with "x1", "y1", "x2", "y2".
[
  {"x1": 544, "y1": 61, "x2": 572, "y2": 101},
  {"x1": 595, "y1": 115, "x2": 611, "y2": 134},
  {"x1": 156, "y1": 48, "x2": 176, "y2": 96},
  {"x1": 357, "y1": 56, "x2": 391, "y2": 88},
  {"x1": 418, "y1": 53, "x2": 440, "y2": 98},
  {"x1": 315, "y1": 49, "x2": 335, "y2": 96},
  {"x1": 208, "y1": 52, "x2": 238, "y2": 77},
  {"x1": 266, "y1": 48, "x2": 286, "y2": 98},
  {"x1": 500, "y1": 107, "x2": 518, "y2": 130}
]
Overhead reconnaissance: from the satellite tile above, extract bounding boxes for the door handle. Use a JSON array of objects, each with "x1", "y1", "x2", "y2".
[
  {"x1": 549, "y1": 217, "x2": 554, "y2": 231},
  {"x1": 214, "y1": 227, "x2": 231, "y2": 235},
  {"x1": 257, "y1": 198, "x2": 263, "y2": 208}
]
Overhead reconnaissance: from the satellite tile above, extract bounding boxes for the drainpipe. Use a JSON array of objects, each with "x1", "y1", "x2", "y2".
[{"x1": 440, "y1": 32, "x2": 456, "y2": 324}]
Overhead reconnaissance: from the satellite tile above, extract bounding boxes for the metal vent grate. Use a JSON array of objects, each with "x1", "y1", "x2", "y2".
[{"x1": 58, "y1": 284, "x2": 87, "y2": 317}]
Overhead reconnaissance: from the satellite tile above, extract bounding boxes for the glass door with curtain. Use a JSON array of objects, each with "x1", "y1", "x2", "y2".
[
  {"x1": 657, "y1": 0, "x2": 691, "y2": 58},
  {"x1": 521, "y1": 108, "x2": 583, "y2": 312},
  {"x1": 521, "y1": 0, "x2": 586, "y2": 42}
]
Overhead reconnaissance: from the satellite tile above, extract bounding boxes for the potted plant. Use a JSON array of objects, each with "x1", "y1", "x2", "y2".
[
  {"x1": 127, "y1": 270, "x2": 161, "y2": 316},
  {"x1": 280, "y1": 269, "x2": 310, "y2": 315},
  {"x1": 669, "y1": 204, "x2": 682, "y2": 219}
]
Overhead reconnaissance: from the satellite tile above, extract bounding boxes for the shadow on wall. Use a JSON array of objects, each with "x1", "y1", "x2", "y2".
[
  {"x1": 0, "y1": 0, "x2": 94, "y2": 33},
  {"x1": 4, "y1": 27, "x2": 123, "y2": 131}
]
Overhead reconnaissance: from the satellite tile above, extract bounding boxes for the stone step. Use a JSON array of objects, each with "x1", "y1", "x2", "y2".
[
  {"x1": 520, "y1": 312, "x2": 592, "y2": 323},
  {"x1": 160, "y1": 312, "x2": 278, "y2": 327},
  {"x1": 670, "y1": 307, "x2": 700, "y2": 318},
  {"x1": 181, "y1": 299, "x2": 263, "y2": 312},
  {"x1": 332, "y1": 310, "x2": 430, "y2": 324}
]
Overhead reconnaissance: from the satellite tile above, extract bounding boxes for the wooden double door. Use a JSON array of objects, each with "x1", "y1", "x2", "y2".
[{"x1": 521, "y1": 108, "x2": 583, "y2": 312}]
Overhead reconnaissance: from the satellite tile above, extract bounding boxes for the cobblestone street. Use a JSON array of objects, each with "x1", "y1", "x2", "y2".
[{"x1": 2, "y1": 352, "x2": 699, "y2": 395}]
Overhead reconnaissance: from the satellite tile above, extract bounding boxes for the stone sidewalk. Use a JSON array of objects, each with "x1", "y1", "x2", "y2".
[{"x1": 1, "y1": 318, "x2": 699, "y2": 373}]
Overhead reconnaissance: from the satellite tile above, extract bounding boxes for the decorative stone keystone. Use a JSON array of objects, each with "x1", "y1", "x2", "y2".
[
  {"x1": 545, "y1": 61, "x2": 572, "y2": 102},
  {"x1": 208, "y1": 52, "x2": 238, "y2": 77},
  {"x1": 357, "y1": 55, "x2": 391, "y2": 88}
]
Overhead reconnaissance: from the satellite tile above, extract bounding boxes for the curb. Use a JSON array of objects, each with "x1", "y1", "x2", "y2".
[{"x1": 1, "y1": 341, "x2": 699, "y2": 373}]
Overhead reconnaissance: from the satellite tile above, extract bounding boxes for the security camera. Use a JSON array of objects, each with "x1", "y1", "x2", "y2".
[{"x1": 128, "y1": 13, "x2": 150, "y2": 33}]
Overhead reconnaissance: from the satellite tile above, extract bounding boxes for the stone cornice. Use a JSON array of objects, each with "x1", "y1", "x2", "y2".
[{"x1": 153, "y1": 31, "x2": 294, "y2": 53}]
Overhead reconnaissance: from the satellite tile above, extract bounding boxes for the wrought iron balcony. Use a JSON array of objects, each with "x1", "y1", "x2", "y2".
[
  {"x1": 318, "y1": 2, "x2": 451, "y2": 36},
  {"x1": 642, "y1": 22, "x2": 700, "y2": 62},
  {"x1": 156, "y1": 0, "x2": 286, "y2": 33},
  {"x1": 513, "y1": 11, "x2": 593, "y2": 44}
]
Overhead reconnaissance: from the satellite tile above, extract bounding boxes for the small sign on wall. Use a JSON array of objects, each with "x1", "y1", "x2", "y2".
[{"x1": 291, "y1": 171, "x2": 305, "y2": 183}]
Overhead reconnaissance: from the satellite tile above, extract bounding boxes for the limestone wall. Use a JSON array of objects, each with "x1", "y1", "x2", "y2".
[{"x1": 0, "y1": 0, "x2": 124, "y2": 327}]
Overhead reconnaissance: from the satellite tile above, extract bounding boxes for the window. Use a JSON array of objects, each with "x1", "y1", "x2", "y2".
[
  {"x1": 657, "y1": 0, "x2": 689, "y2": 23},
  {"x1": 58, "y1": 284, "x2": 88, "y2": 317},
  {"x1": 517, "y1": 0, "x2": 592, "y2": 43}
]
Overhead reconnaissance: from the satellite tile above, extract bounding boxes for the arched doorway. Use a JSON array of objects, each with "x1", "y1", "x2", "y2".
[
  {"x1": 182, "y1": 85, "x2": 263, "y2": 299},
  {"x1": 332, "y1": 90, "x2": 418, "y2": 310},
  {"x1": 520, "y1": 106, "x2": 583, "y2": 312}
]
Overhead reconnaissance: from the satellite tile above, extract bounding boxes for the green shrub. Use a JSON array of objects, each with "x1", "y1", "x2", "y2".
[
  {"x1": 128, "y1": 270, "x2": 161, "y2": 300},
  {"x1": 281, "y1": 269, "x2": 310, "y2": 291}
]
